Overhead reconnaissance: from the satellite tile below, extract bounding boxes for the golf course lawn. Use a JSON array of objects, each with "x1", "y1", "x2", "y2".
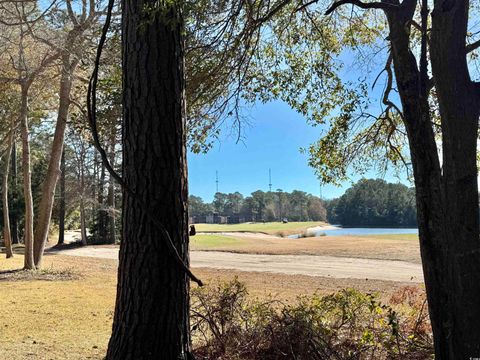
[{"x1": 194, "y1": 221, "x2": 328, "y2": 236}]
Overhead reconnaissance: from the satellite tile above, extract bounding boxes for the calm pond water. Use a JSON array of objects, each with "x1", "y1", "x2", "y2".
[{"x1": 290, "y1": 227, "x2": 418, "y2": 238}]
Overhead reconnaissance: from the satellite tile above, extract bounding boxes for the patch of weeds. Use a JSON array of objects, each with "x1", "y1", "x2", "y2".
[{"x1": 0, "y1": 265, "x2": 82, "y2": 282}]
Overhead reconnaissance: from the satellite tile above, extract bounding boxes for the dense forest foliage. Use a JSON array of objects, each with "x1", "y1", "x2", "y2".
[
  {"x1": 326, "y1": 179, "x2": 417, "y2": 227},
  {"x1": 189, "y1": 190, "x2": 327, "y2": 222},
  {"x1": 189, "y1": 179, "x2": 418, "y2": 226}
]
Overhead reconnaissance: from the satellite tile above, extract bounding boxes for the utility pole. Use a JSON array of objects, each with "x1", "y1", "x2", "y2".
[
  {"x1": 216, "y1": 170, "x2": 219, "y2": 193},
  {"x1": 269, "y1": 168, "x2": 272, "y2": 192}
]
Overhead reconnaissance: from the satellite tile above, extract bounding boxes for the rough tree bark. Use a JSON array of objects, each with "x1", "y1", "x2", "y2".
[
  {"x1": 383, "y1": 1, "x2": 447, "y2": 356},
  {"x1": 106, "y1": 0, "x2": 191, "y2": 358},
  {"x1": 2, "y1": 120, "x2": 15, "y2": 259},
  {"x1": 429, "y1": 0, "x2": 480, "y2": 356},
  {"x1": 19, "y1": 85, "x2": 35, "y2": 270},
  {"x1": 384, "y1": 0, "x2": 479, "y2": 357}
]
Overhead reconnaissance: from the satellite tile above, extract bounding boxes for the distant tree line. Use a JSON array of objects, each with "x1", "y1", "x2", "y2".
[
  {"x1": 326, "y1": 179, "x2": 417, "y2": 227},
  {"x1": 189, "y1": 190, "x2": 327, "y2": 222}
]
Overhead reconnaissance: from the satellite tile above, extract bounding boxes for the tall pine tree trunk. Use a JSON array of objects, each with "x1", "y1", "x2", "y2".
[
  {"x1": 106, "y1": 1, "x2": 191, "y2": 358},
  {"x1": 10, "y1": 140, "x2": 18, "y2": 245},
  {"x1": 92, "y1": 151, "x2": 98, "y2": 226},
  {"x1": 79, "y1": 142, "x2": 88, "y2": 246},
  {"x1": 20, "y1": 85, "x2": 35, "y2": 270},
  {"x1": 107, "y1": 139, "x2": 116, "y2": 244},
  {"x1": 2, "y1": 120, "x2": 15, "y2": 259}
]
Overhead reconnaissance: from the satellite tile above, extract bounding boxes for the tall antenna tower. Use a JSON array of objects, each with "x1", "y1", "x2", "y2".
[
  {"x1": 216, "y1": 170, "x2": 219, "y2": 193},
  {"x1": 269, "y1": 168, "x2": 272, "y2": 192}
]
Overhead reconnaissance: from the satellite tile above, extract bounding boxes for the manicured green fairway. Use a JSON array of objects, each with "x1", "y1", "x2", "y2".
[{"x1": 190, "y1": 234, "x2": 251, "y2": 249}]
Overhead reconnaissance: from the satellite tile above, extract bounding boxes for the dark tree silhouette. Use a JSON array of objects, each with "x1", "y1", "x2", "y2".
[{"x1": 106, "y1": 1, "x2": 192, "y2": 358}]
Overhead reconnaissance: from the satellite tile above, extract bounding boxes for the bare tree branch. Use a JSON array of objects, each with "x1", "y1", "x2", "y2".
[
  {"x1": 325, "y1": 0, "x2": 398, "y2": 15},
  {"x1": 466, "y1": 39, "x2": 480, "y2": 53},
  {"x1": 0, "y1": 0, "x2": 58, "y2": 26}
]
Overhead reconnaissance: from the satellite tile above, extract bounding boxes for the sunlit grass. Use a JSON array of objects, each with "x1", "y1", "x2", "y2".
[
  {"x1": 356, "y1": 233, "x2": 419, "y2": 241},
  {"x1": 0, "y1": 255, "x2": 116, "y2": 360},
  {"x1": 190, "y1": 234, "x2": 251, "y2": 249},
  {"x1": 195, "y1": 221, "x2": 328, "y2": 236}
]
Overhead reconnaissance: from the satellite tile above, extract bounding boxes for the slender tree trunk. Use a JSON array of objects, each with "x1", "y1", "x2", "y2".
[
  {"x1": 107, "y1": 139, "x2": 116, "y2": 244},
  {"x1": 80, "y1": 199, "x2": 87, "y2": 246},
  {"x1": 106, "y1": 1, "x2": 191, "y2": 358},
  {"x1": 58, "y1": 148, "x2": 66, "y2": 245},
  {"x1": 34, "y1": 57, "x2": 76, "y2": 268},
  {"x1": 92, "y1": 151, "x2": 98, "y2": 226},
  {"x1": 98, "y1": 162, "x2": 106, "y2": 242},
  {"x1": 2, "y1": 120, "x2": 15, "y2": 259},
  {"x1": 10, "y1": 141, "x2": 18, "y2": 245},
  {"x1": 107, "y1": 181, "x2": 116, "y2": 244},
  {"x1": 79, "y1": 148, "x2": 87, "y2": 246},
  {"x1": 20, "y1": 85, "x2": 35, "y2": 270}
]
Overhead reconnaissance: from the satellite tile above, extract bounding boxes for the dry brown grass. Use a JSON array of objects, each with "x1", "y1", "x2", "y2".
[
  {"x1": 192, "y1": 234, "x2": 421, "y2": 263},
  {"x1": 0, "y1": 252, "x2": 412, "y2": 359}
]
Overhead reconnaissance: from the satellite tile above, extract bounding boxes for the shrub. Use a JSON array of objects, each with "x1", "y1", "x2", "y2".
[{"x1": 191, "y1": 279, "x2": 433, "y2": 359}]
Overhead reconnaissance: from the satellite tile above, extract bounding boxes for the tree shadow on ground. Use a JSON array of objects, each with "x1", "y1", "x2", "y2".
[
  {"x1": 45, "y1": 241, "x2": 84, "y2": 253},
  {"x1": 0, "y1": 266, "x2": 81, "y2": 282}
]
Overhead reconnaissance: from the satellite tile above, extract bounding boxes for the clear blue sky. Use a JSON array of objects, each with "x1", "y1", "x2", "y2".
[{"x1": 188, "y1": 100, "x2": 409, "y2": 202}]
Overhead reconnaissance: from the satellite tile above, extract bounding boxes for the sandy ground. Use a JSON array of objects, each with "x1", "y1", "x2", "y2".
[
  {"x1": 56, "y1": 246, "x2": 423, "y2": 283},
  {"x1": 192, "y1": 234, "x2": 421, "y2": 263},
  {"x1": 304, "y1": 224, "x2": 340, "y2": 232}
]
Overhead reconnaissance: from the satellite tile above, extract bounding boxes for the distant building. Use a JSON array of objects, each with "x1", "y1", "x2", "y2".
[
  {"x1": 228, "y1": 214, "x2": 245, "y2": 224},
  {"x1": 191, "y1": 215, "x2": 207, "y2": 224},
  {"x1": 206, "y1": 213, "x2": 228, "y2": 224},
  {"x1": 192, "y1": 213, "x2": 256, "y2": 224},
  {"x1": 243, "y1": 215, "x2": 256, "y2": 223}
]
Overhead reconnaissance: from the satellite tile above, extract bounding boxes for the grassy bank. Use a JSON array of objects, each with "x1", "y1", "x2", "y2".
[
  {"x1": 195, "y1": 221, "x2": 328, "y2": 236},
  {"x1": 190, "y1": 234, "x2": 251, "y2": 249},
  {"x1": 358, "y1": 233, "x2": 419, "y2": 241}
]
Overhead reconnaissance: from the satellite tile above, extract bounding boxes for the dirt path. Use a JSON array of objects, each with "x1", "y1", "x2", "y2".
[{"x1": 56, "y1": 246, "x2": 423, "y2": 283}]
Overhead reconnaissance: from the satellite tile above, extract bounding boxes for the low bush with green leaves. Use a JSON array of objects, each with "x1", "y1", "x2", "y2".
[{"x1": 191, "y1": 279, "x2": 433, "y2": 359}]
